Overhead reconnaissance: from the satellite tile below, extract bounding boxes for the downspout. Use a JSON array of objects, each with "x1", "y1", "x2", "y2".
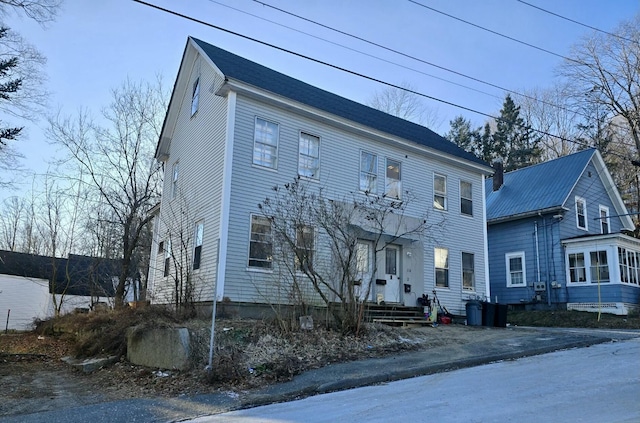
[
  {"x1": 541, "y1": 215, "x2": 551, "y2": 306},
  {"x1": 534, "y1": 221, "x2": 541, "y2": 290}
]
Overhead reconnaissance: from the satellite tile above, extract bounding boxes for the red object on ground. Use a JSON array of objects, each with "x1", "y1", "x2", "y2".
[{"x1": 439, "y1": 316, "x2": 452, "y2": 324}]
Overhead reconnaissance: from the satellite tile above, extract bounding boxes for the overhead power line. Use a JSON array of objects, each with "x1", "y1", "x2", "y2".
[
  {"x1": 516, "y1": 0, "x2": 638, "y2": 45},
  {"x1": 407, "y1": 0, "x2": 588, "y2": 67},
  {"x1": 132, "y1": 0, "x2": 636, "y2": 161}
]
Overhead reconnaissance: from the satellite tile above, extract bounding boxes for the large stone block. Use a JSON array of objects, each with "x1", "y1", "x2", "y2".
[{"x1": 126, "y1": 327, "x2": 191, "y2": 370}]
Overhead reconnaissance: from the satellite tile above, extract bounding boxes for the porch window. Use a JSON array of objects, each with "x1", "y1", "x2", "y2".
[
  {"x1": 193, "y1": 221, "x2": 204, "y2": 270},
  {"x1": 253, "y1": 117, "x2": 279, "y2": 169},
  {"x1": 356, "y1": 241, "x2": 371, "y2": 281},
  {"x1": 589, "y1": 250, "x2": 609, "y2": 283},
  {"x1": 575, "y1": 197, "x2": 587, "y2": 230},
  {"x1": 299, "y1": 132, "x2": 320, "y2": 179},
  {"x1": 630, "y1": 251, "x2": 640, "y2": 285},
  {"x1": 599, "y1": 206, "x2": 610, "y2": 234},
  {"x1": 360, "y1": 151, "x2": 378, "y2": 193},
  {"x1": 460, "y1": 180, "x2": 473, "y2": 216},
  {"x1": 569, "y1": 252, "x2": 586, "y2": 283},
  {"x1": 462, "y1": 252, "x2": 474, "y2": 291},
  {"x1": 385, "y1": 158, "x2": 401, "y2": 199},
  {"x1": 506, "y1": 252, "x2": 525, "y2": 287},
  {"x1": 435, "y1": 247, "x2": 449, "y2": 288},
  {"x1": 296, "y1": 225, "x2": 315, "y2": 271},
  {"x1": 248, "y1": 215, "x2": 272, "y2": 269},
  {"x1": 619, "y1": 247, "x2": 639, "y2": 285},
  {"x1": 434, "y1": 174, "x2": 447, "y2": 210}
]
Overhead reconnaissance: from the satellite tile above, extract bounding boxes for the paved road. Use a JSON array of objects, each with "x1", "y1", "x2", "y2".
[{"x1": 190, "y1": 337, "x2": 640, "y2": 423}]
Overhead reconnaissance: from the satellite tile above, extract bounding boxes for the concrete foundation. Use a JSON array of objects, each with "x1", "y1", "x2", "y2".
[{"x1": 126, "y1": 327, "x2": 191, "y2": 370}]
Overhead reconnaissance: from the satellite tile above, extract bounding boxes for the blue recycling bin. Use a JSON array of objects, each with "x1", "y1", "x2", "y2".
[{"x1": 465, "y1": 300, "x2": 482, "y2": 326}]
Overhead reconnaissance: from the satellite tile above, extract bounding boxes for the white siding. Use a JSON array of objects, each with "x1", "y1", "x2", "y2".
[{"x1": 0, "y1": 275, "x2": 50, "y2": 331}]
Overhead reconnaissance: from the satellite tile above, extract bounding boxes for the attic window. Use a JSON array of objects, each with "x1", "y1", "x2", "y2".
[
  {"x1": 191, "y1": 77, "x2": 200, "y2": 116},
  {"x1": 575, "y1": 197, "x2": 587, "y2": 230}
]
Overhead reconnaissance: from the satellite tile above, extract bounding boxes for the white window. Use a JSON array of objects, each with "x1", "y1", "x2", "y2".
[
  {"x1": 462, "y1": 252, "x2": 475, "y2": 291},
  {"x1": 506, "y1": 252, "x2": 526, "y2": 287},
  {"x1": 569, "y1": 252, "x2": 586, "y2": 283},
  {"x1": 355, "y1": 241, "x2": 372, "y2": 281},
  {"x1": 253, "y1": 117, "x2": 279, "y2": 169},
  {"x1": 360, "y1": 151, "x2": 377, "y2": 193},
  {"x1": 191, "y1": 77, "x2": 200, "y2": 116},
  {"x1": 590, "y1": 250, "x2": 609, "y2": 283},
  {"x1": 248, "y1": 215, "x2": 272, "y2": 269},
  {"x1": 435, "y1": 247, "x2": 449, "y2": 288},
  {"x1": 193, "y1": 221, "x2": 204, "y2": 270},
  {"x1": 164, "y1": 238, "x2": 171, "y2": 277},
  {"x1": 460, "y1": 180, "x2": 473, "y2": 216},
  {"x1": 434, "y1": 174, "x2": 447, "y2": 210},
  {"x1": 575, "y1": 196, "x2": 587, "y2": 230},
  {"x1": 296, "y1": 225, "x2": 315, "y2": 271},
  {"x1": 599, "y1": 205, "x2": 610, "y2": 234},
  {"x1": 171, "y1": 161, "x2": 179, "y2": 200},
  {"x1": 385, "y1": 158, "x2": 401, "y2": 199},
  {"x1": 298, "y1": 132, "x2": 320, "y2": 179}
]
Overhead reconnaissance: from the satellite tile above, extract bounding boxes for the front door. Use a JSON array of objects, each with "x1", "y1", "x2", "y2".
[{"x1": 384, "y1": 246, "x2": 401, "y2": 303}]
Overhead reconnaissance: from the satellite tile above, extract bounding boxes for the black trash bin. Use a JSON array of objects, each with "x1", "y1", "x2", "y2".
[
  {"x1": 482, "y1": 302, "x2": 496, "y2": 326},
  {"x1": 465, "y1": 300, "x2": 482, "y2": 326},
  {"x1": 494, "y1": 304, "x2": 508, "y2": 327}
]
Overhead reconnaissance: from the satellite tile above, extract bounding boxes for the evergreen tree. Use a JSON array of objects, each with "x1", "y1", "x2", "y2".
[
  {"x1": 0, "y1": 27, "x2": 22, "y2": 149},
  {"x1": 493, "y1": 94, "x2": 541, "y2": 171},
  {"x1": 445, "y1": 115, "x2": 476, "y2": 152}
]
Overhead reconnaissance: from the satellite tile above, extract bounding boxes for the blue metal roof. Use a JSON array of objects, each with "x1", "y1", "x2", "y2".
[
  {"x1": 191, "y1": 38, "x2": 490, "y2": 169},
  {"x1": 485, "y1": 149, "x2": 596, "y2": 222}
]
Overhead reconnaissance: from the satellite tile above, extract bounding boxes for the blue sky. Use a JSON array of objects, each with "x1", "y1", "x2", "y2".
[{"x1": 1, "y1": 0, "x2": 638, "y2": 202}]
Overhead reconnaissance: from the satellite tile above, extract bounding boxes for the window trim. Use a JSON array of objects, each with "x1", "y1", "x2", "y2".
[
  {"x1": 434, "y1": 247, "x2": 449, "y2": 288},
  {"x1": 575, "y1": 196, "x2": 588, "y2": 230},
  {"x1": 295, "y1": 224, "x2": 316, "y2": 272},
  {"x1": 171, "y1": 161, "x2": 179, "y2": 200},
  {"x1": 506, "y1": 251, "x2": 526, "y2": 287},
  {"x1": 460, "y1": 180, "x2": 473, "y2": 216},
  {"x1": 191, "y1": 77, "x2": 200, "y2": 117},
  {"x1": 568, "y1": 252, "x2": 587, "y2": 283},
  {"x1": 599, "y1": 205, "x2": 610, "y2": 234},
  {"x1": 589, "y1": 250, "x2": 610, "y2": 283},
  {"x1": 434, "y1": 173, "x2": 447, "y2": 211},
  {"x1": 253, "y1": 116, "x2": 279, "y2": 170},
  {"x1": 385, "y1": 157, "x2": 402, "y2": 199},
  {"x1": 359, "y1": 150, "x2": 378, "y2": 193},
  {"x1": 193, "y1": 221, "x2": 204, "y2": 271},
  {"x1": 298, "y1": 131, "x2": 321, "y2": 180},
  {"x1": 462, "y1": 252, "x2": 475, "y2": 291},
  {"x1": 248, "y1": 214, "x2": 273, "y2": 271}
]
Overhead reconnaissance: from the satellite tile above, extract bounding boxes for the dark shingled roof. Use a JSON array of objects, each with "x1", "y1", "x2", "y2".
[
  {"x1": 191, "y1": 37, "x2": 490, "y2": 169},
  {"x1": 0, "y1": 250, "x2": 120, "y2": 297}
]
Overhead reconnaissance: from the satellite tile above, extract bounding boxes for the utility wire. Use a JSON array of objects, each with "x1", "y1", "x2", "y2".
[
  {"x1": 516, "y1": 0, "x2": 638, "y2": 45},
  {"x1": 252, "y1": 0, "x2": 634, "y2": 144},
  {"x1": 132, "y1": 0, "x2": 636, "y2": 162},
  {"x1": 407, "y1": 0, "x2": 589, "y2": 67}
]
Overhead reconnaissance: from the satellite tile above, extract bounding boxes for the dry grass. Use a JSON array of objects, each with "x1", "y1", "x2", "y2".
[{"x1": 507, "y1": 309, "x2": 640, "y2": 329}]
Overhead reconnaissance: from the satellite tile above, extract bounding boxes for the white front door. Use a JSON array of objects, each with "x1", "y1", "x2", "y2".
[{"x1": 384, "y1": 246, "x2": 401, "y2": 303}]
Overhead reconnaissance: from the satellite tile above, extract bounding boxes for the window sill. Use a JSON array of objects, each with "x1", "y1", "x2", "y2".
[
  {"x1": 251, "y1": 163, "x2": 278, "y2": 172},
  {"x1": 246, "y1": 267, "x2": 273, "y2": 274}
]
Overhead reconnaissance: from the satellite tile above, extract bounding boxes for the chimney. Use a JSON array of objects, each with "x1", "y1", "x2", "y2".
[{"x1": 492, "y1": 161, "x2": 503, "y2": 191}]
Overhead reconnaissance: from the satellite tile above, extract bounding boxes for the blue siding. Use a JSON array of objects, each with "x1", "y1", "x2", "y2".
[{"x1": 567, "y1": 284, "x2": 639, "y2": 304}]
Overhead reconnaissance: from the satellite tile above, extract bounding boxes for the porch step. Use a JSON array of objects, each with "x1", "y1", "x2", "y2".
[{"x1": 365, "y1": 304, "x2": 429, "y2": 327}]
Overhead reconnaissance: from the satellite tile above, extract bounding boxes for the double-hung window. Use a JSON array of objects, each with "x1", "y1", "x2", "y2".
[
  {"x1": 599, "y1": 205, "x2": 610, "y2": 234},
  {"x1": 248, "y1": 215, "x2": 273, "y2": 269},
  {"x1": 193, "y1": 221, "x2": 204, "y2": 270},
  {"x1": 506, "y1": 252, "x2": 525, "y2": 287},
  {"x1": 385, "y1": 158, "x2": 401, "y2": 199},
  {"x1": 191, "y1": 77, "x2": 200, "y2": 116},
  {"x1": 253, "y1": 118, "x2": 279, "y2": 169},
  {"x1": 435, "y1": 247, "x2": 449, "y2": 288},
  {"x1": 434, "y1": 174, "x2": 447, "y2": 210},
  {"x1": 296, "y1": 225, "x2": 315, "y2": 271},
  {"x1": 460, "y1": 181, "x2": 473, "y2": 216},
  {"x1": 164, "y1": 238, "x2": 171, "y2": 277},
  {"x1": 590, "y1": 250, "x2": 609, "y2": 283},
  {"x1": 462, "y1": 252, "x2": 475, "y2": 291},
  {"x1": 360, "y1": 151, "x2": 377, "y2": 193},
  {"x1": 569, "y1": 252, "x2": 586, "y2": 283},
  {"x1": 575, "y1": 197, "x2": 587, "y2": 230},
  {"x1": 298, "y1": 132, "x2": 320, "y2": 179}
]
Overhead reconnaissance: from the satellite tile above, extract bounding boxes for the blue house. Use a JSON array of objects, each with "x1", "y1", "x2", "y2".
[{"x1": 485, "y1": 149, "x2": 639, "y2": 315}]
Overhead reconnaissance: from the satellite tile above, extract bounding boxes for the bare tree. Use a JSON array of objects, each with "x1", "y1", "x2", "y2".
[
  {"x1": 258, "y1": 178, "x2": 437, "y2": 334},
  {"x1": 0, "y1": 0, "x2": 61, "y2": 25},
  {"x1": 0, "y1": 196, "x2": 23, "y2": 250},
  {"x1": 367, "y1": 81, "x2": 443, "y2": 131},
  {"x1": 48, "y1": 78, "x2": 167, "y2": 306}
]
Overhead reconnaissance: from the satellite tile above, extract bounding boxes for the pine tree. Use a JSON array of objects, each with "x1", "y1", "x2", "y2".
[
  {"x1": 0, "y1": 27, "x2": 23, "y2": 149},
  {"x1": 493, "y1": 94, "x2": 541, "y2": 171},
  {"x1": 445, "y1": 115, "x2": 476, "y2": 152}
]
